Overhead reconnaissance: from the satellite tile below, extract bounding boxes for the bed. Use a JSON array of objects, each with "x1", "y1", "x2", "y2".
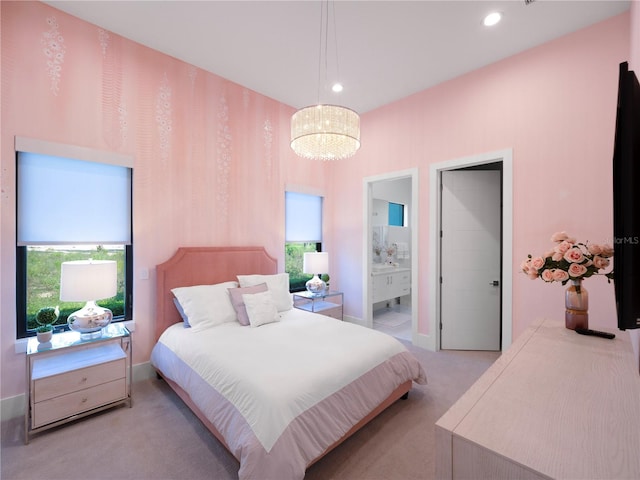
[{"x1": 150, "y1": 246, "x2": 427, "y2": 480}]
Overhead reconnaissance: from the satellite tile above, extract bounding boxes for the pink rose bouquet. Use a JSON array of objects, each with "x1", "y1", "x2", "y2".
[{"x1": 521, "y1": 231, "x2": 614, "y2": 284}]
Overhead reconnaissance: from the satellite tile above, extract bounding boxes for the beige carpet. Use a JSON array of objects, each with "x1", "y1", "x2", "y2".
[{"x1": 1, "y1": 343, "x2": 499, "y2": 480}]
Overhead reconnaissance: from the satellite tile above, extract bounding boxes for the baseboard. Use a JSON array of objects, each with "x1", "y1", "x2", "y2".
[
  {"x1": 1, "y1": 394, "x2": 25, "y2": 422},
  {"x1": 1, "y1": 361, "x2": 156, "y2": 421},
  {"x1": 414, "y1": 332, "x2": 434, "y2": 351},
  {"x1": 344, "y1": 314, "x2": 367, "y2": 327},
  {"x1": 132, "y1": 360, "x2": 156, "y2": 383},
  {"x1": 346, "y1": 314, "x2": 434, "y2": 352}
]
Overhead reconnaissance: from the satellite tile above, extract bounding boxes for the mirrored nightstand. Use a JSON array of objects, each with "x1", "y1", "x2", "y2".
[
  {"x1": 25, "y1": 323, "x2": 132, "y2": 443},
  {"x1": 293, "y1": 290, "x2": 343, "y2": 320}
]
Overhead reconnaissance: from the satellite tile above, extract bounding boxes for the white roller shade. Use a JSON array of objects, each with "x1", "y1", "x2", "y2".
[
  {"x1": 285, "y1": 191, "x2": 322, "y2": 243},
  {"x1": 17, "y1": 151, "x2": 132, "y2": 245}
]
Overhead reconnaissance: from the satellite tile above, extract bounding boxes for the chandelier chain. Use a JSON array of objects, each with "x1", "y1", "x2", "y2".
[
  {"x1": 290, "y1": 0, "x2": 360, "y2": 160},
  {"x1": 316, "y1": 0, "x2": 324, "y2": 104},
  {"x1": 316, "y1": 0, "x2": 340, "y2": 103},
  {"x1": 331, "y1": 1, "x2": 340, "y2": 88}
]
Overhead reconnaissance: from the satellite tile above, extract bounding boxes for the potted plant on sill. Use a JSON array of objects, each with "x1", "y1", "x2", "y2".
[{"x1": 35, "y1": 306, "x2": 59, "y2": 343}]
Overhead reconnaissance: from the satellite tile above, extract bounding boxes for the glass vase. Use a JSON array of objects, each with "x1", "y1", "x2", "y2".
[{"x1": 565, "y1": 279, "x2": 588, "y2": 330}]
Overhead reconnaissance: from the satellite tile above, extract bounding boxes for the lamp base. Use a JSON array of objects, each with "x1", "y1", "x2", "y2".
[
  {"x1": 305, "y1": 274, "x2": 327, "y2": 296},
  {"x1": 67, "y1": 301, "x2": 112, "y2": 339}
]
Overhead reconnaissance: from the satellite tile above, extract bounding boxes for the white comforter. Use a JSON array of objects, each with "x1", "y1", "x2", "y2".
[{"x1": 151, "y1": 308, "x2": 426, "y2": 479}]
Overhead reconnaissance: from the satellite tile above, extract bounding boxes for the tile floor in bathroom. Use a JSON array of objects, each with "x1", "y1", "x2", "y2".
[{"x1": 372, "y1": 302, "x2": 411, "y2": 341}]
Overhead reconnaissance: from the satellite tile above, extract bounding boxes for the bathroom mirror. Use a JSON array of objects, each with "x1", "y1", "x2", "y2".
[{"x1": 372, "y1": 199, "x2": 406, "y2": 226}]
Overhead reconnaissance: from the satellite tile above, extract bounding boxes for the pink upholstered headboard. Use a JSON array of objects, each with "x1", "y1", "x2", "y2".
[{"x1": 155, "y1": 246, "x2": 278, "y2": 341}]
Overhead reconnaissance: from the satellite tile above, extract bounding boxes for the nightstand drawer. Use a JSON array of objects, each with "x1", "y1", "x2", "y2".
[
  {"x1": 32, "y1": 378, "x2": 127, "y2": 428},
  {"x1": 33, "y1": 357, "x2": 126, "y2": 402}
]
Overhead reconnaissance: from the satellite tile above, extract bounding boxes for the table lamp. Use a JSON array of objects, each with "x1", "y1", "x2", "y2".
[
  {"x1": 60, "y1": 259, "x2": 117, "y2": 339},
  {"x1": 303, "y1": 252, "x2": 329, "y2": 295}
]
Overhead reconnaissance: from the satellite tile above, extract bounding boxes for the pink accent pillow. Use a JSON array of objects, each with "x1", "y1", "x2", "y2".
[{"x1": 228, "y1": 283, "x2": 268, "y2": 326}]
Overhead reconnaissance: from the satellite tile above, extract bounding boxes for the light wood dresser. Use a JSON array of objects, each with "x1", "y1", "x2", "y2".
[
  {"x1": 436, "y1": 318, "x2": 640, "y2": 480},
  {"x1": 25, "y1": 323, "x2": 132, "y2": 443}
]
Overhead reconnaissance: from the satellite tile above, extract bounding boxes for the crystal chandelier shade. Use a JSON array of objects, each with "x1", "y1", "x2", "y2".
[{"x1": 291, "y1": 105, "x2": 360, "y2": 160}]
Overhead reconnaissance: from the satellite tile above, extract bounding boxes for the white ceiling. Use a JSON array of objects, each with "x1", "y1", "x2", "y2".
[{"x1": 44, "y1": 1, "x2": 630, "y2": 114}]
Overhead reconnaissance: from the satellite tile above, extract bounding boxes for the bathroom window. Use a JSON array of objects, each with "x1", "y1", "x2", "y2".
[{"x1": 389, "y1": 202, "x2": 405, "y2": 226}]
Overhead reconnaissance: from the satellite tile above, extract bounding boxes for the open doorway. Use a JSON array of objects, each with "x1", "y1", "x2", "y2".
[
  {"x1": 428, "y1": 150, "x2": 513, "y2": 352},
  {"x1": 363, "y1": 169, "x2": 419, "y2": 344}
]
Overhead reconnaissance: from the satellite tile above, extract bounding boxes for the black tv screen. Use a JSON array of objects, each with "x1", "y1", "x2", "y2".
[{"x1": 612, "y1": 62, "x2": 640, "y2": 330}]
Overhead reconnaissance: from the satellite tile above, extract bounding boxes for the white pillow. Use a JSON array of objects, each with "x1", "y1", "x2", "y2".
[
  {"x1": 237, "y1": 273, "x2": 293, "y2": 312},
  {"x1": 243, "y1": 290, "x2": 280, "y2": 328},
  {"x1": 171, "y1": 281, "x2": 238, "y2": 330}
]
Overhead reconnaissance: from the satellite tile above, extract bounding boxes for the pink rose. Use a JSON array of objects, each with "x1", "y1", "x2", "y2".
[
  {"x1": 552, "y1": 252, "x2": 564, "y2": 262},
  {"x1": 550, "y1": 231, "x2": 569, "y2": 243},
  {"x1": 588, "y1": 244, "x2": 603, "y2": 255},
  {"x1": 541, "y1": 269, "x2": 555, "y2": 282},
  {"x1": 530, "y1": 256, "x2": 545, "y2": 271},
  {"x1": 552, "y1": 269, "x2": 569, "y2": 282},
  {"x1": 554, "y1": 241, "x2": 572, "y2": 255},
  {"x1": 593, "y1": 256, "x2": 610, "y2": 269},
  {"x1": 521, "y1": 259, "x2": 531, "y2": 274},
  {"x1": 564, "y1": 247, "x2": 584, "y2": 263},
  {"x1": 568, "y1": 263, "x2": 588, "y2": 277},
  {"x1": 528, "y1": 271, "x2": 539, "y2": 280},
  {"x1": 601, "y1": 244, "x2": 614, "y2": 257}
]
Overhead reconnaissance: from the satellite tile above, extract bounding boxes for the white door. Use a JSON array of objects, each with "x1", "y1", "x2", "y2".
[{"x1": 440, "y1": 170, "x2": 501, "y2": 350}]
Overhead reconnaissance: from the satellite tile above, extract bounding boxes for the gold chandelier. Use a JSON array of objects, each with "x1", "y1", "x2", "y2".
[{"x1": 290, "y1": 2, "x2": 361, "y2": 161}]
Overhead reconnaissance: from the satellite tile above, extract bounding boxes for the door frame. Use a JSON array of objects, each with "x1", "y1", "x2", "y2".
[
  {"x1": 362, "y1": 168, "x2": 419, "y2": 343},
  {"x1": 428, "y1": 149, "x2": 513, "y2": 352}
]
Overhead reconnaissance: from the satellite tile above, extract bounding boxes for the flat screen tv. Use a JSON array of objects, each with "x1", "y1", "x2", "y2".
[{"x1": 612, "y1": 62, "x2": 640, "y2": 330}]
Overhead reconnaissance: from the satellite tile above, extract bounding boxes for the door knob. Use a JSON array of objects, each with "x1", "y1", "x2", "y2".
[{"x1": 490, "y1": 280, "x2": 500, "y2": 287}]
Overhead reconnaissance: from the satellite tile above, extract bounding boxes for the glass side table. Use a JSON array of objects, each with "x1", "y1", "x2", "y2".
[{"x1": 293, "y1": 290, "x2": 344, "y2": 320}]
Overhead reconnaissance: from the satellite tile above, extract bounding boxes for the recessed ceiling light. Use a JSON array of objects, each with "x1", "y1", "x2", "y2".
[
  {"x1": 332, "y1": 83, "x2": 343, "y2": 93},
  {"x1": 483, "y1": 12, "x2": 502, "y2": 27}
]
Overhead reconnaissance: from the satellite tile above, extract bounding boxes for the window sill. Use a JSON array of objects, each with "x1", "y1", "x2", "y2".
[{"x1": 14, "y1": 320, "x2": 136, "y2": 354}]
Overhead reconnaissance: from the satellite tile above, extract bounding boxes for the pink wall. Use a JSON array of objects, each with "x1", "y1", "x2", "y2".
[
  {"x1": 632, "y1": 1, "x2": 640, "y2": 69},
  {"x1": 0, "y1": 2, "x2": 325, "y2": 399},
  {"x1": 628, "y1": 1, "x2": 640, "y2": 367},
  {"x1": 325, "y1": 13, "x2": 630, "y2": 341},
  {"x1": 0, "y1": 2, "x2": 634, "y2": 401}
]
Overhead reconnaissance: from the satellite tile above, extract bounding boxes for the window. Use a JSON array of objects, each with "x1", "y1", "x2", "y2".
[
  {"x1": 19, "y1": 245, "x2": 130, "y2": 334},
  {"x1": 389, "y1": 202, "x2": 405, "y2": 226},
  {"x1": 285, "y1": 242, "x2": 321, "y2": 292},
  {"x1": 15, "y1": 138, "x2": 133, "y2": 338},
  {"x1": 285, "y1": 191, "x2": 323, "y2": 291}
]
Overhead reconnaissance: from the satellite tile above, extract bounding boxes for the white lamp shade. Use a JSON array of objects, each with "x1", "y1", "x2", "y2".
[
  {"x1": 60, "y1": 260, "x2": 118, "y2": 302},
  {"x1": 303, "y1": 252, "x2": 329, "y2": 275}
]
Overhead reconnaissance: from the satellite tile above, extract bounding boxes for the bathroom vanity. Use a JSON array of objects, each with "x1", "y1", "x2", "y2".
[{"x1": 371, "y1": 266, "x2": 411, "y2": 304}]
